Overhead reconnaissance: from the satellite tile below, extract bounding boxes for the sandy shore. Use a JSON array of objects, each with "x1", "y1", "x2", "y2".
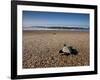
[{"x1": 22, "y1": 30, "x2": 89, "y2": 68}]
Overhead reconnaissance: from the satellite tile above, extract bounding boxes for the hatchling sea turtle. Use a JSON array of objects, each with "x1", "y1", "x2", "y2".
[{"x1": 59, "y1": 44, "x2": 78, "y2": 55}]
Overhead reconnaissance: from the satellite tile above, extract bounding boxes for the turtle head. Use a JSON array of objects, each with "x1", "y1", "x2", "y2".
[{"x1": 64, "y1": 44, "x2": 66, "y2": 46}]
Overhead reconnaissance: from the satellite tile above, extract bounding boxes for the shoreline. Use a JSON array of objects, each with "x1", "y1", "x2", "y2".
[
  {"x1": 23, "y1": 30, "x2": 89, "y2": 34},
  {"x1": 23, "y1": 29, "x2": 89, "y2": 32}
]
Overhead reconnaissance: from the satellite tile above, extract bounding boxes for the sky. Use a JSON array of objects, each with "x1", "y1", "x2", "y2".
[{"x1": 22, "y1": 11, "x2": 89, "y2": 28}]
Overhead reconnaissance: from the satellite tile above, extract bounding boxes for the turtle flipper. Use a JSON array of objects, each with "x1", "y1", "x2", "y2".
[
  {"x1": 68, "y1": 46, "x2": 78, "y2": 55},
  {"x1": 59, "y1": 49, "x2": 63, "y2": 53}
]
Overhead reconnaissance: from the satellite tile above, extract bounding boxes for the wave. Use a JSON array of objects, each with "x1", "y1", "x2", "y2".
[{"x1": 23, "y1": 27, "x2": 89, "y2": 32}]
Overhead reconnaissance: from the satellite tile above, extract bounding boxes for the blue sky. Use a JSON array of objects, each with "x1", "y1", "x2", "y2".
[{"x1": 22, "y1": 11, "x2": 89, "y2": 28}]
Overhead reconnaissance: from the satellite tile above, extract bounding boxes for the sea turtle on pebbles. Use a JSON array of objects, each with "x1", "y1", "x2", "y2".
[{"x1": 59, "y1": 44, "x2": 78, "y2": 56}]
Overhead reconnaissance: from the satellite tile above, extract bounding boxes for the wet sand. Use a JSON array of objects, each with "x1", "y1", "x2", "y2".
[{"x1": 22, "y1": 30, "x2": 89, "y2": 68}]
